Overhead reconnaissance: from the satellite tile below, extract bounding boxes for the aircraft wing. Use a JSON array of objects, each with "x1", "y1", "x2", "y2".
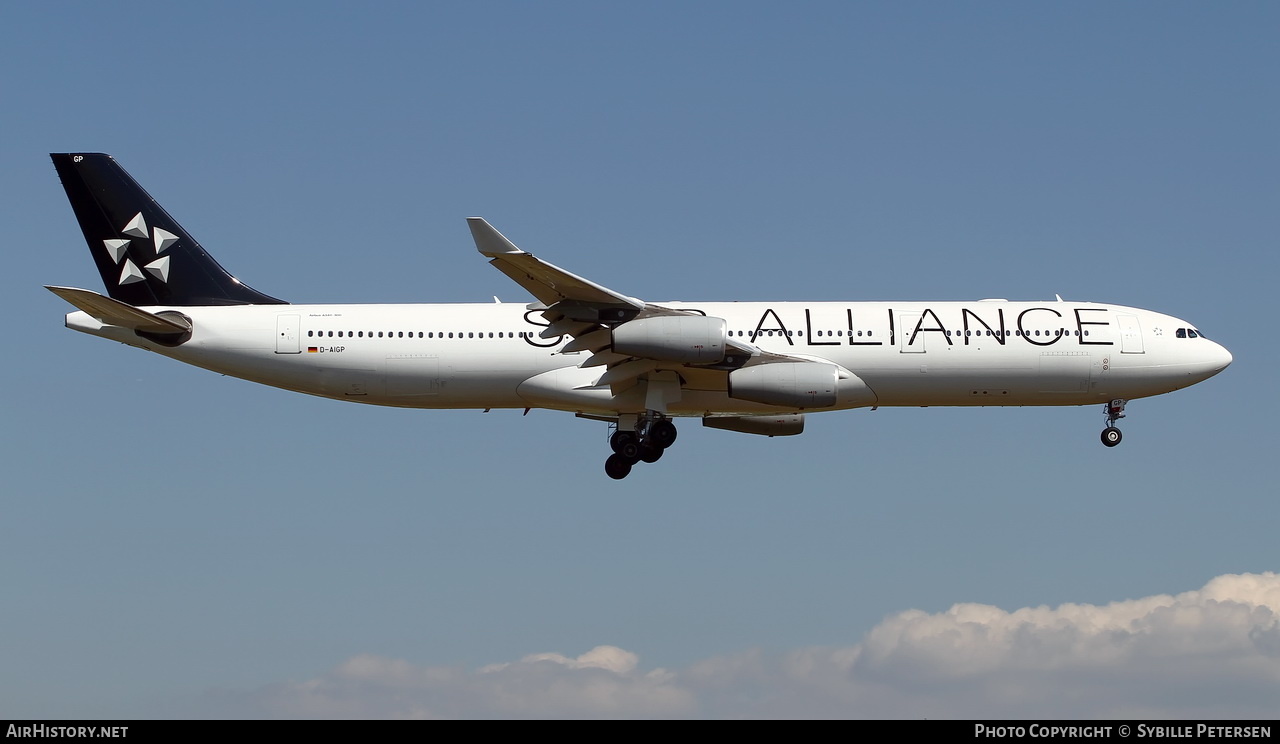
[
  {"x1": 468, "y1": 218, "x2": 644, "y2": 311},
  {"x1": 468, "y1": 218, "x2": 810, "y2": 394}
]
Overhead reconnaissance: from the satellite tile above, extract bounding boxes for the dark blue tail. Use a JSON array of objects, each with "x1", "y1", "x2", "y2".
[{"x1": 51, "y1": 153, "x2": 285, "y2": 306}]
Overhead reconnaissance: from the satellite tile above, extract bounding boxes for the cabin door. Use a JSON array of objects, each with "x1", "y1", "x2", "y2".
[
  {"x1": 1117, "y1": 314, "x2": 1144, "y2": 354},
  {"x1": 275, "y1": 314, "x2": 300, "y2": 354}
]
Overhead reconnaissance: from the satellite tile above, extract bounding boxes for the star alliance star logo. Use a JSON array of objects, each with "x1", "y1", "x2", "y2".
[{"x1": 102, "y1": 212, "x2": 177, "y2": 286}]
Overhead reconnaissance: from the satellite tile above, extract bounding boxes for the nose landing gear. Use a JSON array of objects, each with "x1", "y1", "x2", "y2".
[
  {"x1": 1101, "y1": 399, "x2": 1126, "y2": 447},
  {"x1": 605, "y1": 414, "x2": 678, "y2": 479}
]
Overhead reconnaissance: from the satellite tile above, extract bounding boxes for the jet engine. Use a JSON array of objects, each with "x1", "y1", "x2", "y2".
[
  {"x1": 728, "y1": 362, "x2": 839, "y2": 408},
  {"x1": 612, "y1": 315, "x2": 727, "y2": 364}
]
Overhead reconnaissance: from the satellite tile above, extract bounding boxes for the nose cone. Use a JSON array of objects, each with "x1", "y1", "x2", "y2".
[
  {"x1": 1210, "y1": 341, "x2": 1233, "y2": 373},
  {"x1": 1194, "y1": 340, "x2": 1232, "y2": 382}
]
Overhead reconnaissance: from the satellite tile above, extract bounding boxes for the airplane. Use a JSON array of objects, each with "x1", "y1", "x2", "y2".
[{"x1": 47, "y1": 153, "x2": 1233, "y2": 479}]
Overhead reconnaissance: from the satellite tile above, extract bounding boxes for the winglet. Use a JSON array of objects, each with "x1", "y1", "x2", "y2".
[{"x1": 468, "y1": 217, "x2": 523, "y2": 256}]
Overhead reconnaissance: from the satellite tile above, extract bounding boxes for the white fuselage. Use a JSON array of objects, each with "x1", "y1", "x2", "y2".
[{"x1": 65, "y1": 299, "x2": 1232, "y2": 417}]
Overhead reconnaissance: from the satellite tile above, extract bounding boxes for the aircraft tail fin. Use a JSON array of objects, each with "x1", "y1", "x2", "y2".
[{"x1": 50, "y1": 153, "x2": 285, "y2": 307}]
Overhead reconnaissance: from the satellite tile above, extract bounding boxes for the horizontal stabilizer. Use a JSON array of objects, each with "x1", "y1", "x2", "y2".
[{"x1": 46, "y1": 286, "x2": 191, "y2": 334}]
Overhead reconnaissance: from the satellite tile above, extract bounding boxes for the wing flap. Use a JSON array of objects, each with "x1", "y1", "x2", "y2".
[
  {"x1": 598, "y1": 359, "x2": 658, "y2": 386},
  {"x1": 563, "y1": 328, "x2": 612, "y2": 353},
  {"x1": 583, "y1": 350, "x2": 631, "y2": 368},
  {"x1": 540, "y1": 319, "x2": 598, "y2": 339}
]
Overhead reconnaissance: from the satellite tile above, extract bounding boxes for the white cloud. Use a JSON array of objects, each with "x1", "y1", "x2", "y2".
[
  {"x1": 232, "y1": 572, "x2": 1280, "y2": 718},
  {"x1": 481, "y1": 645, "x2": 640, "y2": 675},
  {"x1": 245, "y1": 646, "x2": 693, "y2": 719}
]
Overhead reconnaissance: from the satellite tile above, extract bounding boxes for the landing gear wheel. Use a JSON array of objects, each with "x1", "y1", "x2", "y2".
[
  {"x1": 649, "y1": 420, "x2": 678, "y2": 449},
  {"x1": 638, "y1": 442, "x2": 664, "y2": 463},
  {"x1": 610, "y1": 430, "x2": 635, "y2": 454},
  {"x1": 1101, "y1": 427, "x2": 1122, "y2": 447},
  {"x1": 610, "y1": 431, "x2": 640, "y2": 460},
  {"x1": 605, "y1": 453, "x2": 633, "y2": 480}
]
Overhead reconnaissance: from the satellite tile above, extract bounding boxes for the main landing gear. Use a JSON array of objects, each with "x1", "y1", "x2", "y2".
[
  {"x1": 1101, "y1": 398, "x2": 1126, "y2": 447},
  {"x1": 605, "y1": 415, "x2": 678, "y2": 480}
]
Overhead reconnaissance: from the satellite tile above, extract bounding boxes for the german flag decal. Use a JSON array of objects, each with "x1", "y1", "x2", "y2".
[{"x1": 307, "y1": 347, "x2": 319, "y2": 353}]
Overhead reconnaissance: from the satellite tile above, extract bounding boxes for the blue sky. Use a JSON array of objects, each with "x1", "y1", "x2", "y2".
[{"x1": 2, "y1": 2, "x2": 1277, "y2": 718}]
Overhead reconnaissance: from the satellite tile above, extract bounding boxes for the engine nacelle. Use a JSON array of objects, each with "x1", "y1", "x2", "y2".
[
  {"x1": 612, "y1": 315, "x2": 727, "y2": 364},
  {"x1": 728, "y1": 362, "x2": 839, "y2": 408},
  {"x1": 703, "y1": 414, "x2": 805, "y2": 437}
]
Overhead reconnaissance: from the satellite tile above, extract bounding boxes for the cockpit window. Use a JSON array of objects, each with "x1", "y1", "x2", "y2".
[
  {"x1": 1176, "y1": 328, "x2": 1187, "y2": 338},
  {"x1": 1189, "y1": 329, "x2": 1201, "y2": 338}
]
